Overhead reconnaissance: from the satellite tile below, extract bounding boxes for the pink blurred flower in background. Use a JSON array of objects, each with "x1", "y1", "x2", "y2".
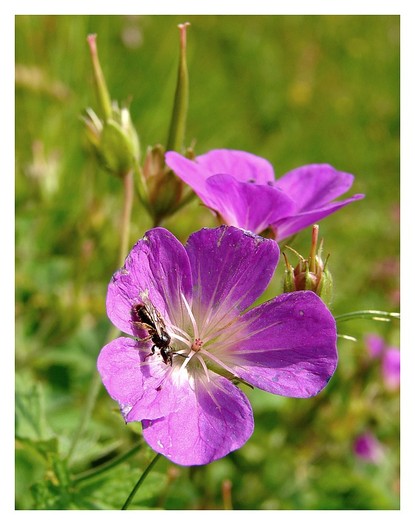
[{"x1": 365, "y1": 333, "x2": 400, "y2": 391}]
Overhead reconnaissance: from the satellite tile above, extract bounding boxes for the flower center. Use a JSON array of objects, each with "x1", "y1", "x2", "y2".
[{"x1": 165, "y1": 293, "x2": 241, "y2": 382}]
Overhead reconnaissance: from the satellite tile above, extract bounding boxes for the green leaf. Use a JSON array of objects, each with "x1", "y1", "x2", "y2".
[{"x1": 15, "y1": 378, "x2": 50, "y2": 441}]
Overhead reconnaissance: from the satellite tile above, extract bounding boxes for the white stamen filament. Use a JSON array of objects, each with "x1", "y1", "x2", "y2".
[
  {"x1": 195, "y1": 353, "x2": 211, "y2": 382},
  {"x1": 169, "y1": 331, "x2": 192, "y2": 348},
  {"x1": 179, "y1": 349, "x2": 196, "y2": 373},
  {"x1": 167, "y1": 322, "x2": 191, "y2": 340},
  {"x1": 199, "y1": 347, "x2": 242, "y2": 377},
  {"x1": 181, "y1": 292, "x2": 199, "y2": 340}
]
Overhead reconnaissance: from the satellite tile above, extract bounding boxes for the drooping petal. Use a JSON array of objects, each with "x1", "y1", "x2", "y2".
[
  {"x1": 276, "y1": 164, "x2": 356, "y2": 210},
  {"x1": 185, "y1": 226, "x2": 279, "y2": 334},
  {"x1": 141, "y1": 371, "x2": 254, "y2": 466},
  {"x1": 229, "y1": 291, "x2": 338, "y2": 398},
  {"x1": 106, "y1": 227, "x2": 192, "y2": 335},
  {"x1": 195, "y1": 149, "x2": 276, "y2": 184},
  {"x1": 164, "y1": 152, "x2": 217, "y2": 209},
  {"x1": 272, "y1": 193, "x2": 365, "y2": 241},
  {"x1": 97, "y1": 337, "x2": 193, "y2": 422},
  {"x1": 205, "y1": 174, "x2": 295, "y2": 233}
]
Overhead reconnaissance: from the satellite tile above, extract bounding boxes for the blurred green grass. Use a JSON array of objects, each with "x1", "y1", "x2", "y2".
[{"x1": 15, "y1": 15, "x2": 399, "y2": 510}]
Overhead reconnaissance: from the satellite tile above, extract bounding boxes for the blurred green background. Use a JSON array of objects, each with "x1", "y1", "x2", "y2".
[{"x1": 15, "y1": 15, "x2": 400, "y2": 510}]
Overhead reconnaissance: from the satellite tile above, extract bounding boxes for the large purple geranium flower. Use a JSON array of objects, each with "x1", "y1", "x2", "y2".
[
  {"x1": 165, "y1": 149, "x2": 364, "y2": 240},
  {"x1": 97, "y1": 226, "x2": 338, "y2": 466}
]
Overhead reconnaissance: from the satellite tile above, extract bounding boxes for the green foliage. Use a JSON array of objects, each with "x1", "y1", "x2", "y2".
[{"x1": 15, "y1": 15, "x2": 399, "y2": 509}]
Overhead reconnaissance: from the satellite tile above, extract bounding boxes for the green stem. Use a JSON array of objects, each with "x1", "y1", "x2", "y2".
[
  {"x1": 73, "y1": 443, "x2": 143, "y2": 484},
  {"x1": 335, "y1": 310, "x2": 400, "y2": 323},
  {"x1": 66, "y1": 327, "x2": 119, "y2": 464},
  {"x1": 66, "y1": 170, "x2": 135, "y2": 464},
  {"x1": 121, "y1": 453, "x2": 161, "y2": 510},
  {"x1": 133, "y1": 156, "x2": 150, "y2": 214},
  {"x1": 87, "y1": 34, "x2": 112, "y2": 121},
  {"x1": 118, "y1": 169, "x2": 134, "y2": 267}
]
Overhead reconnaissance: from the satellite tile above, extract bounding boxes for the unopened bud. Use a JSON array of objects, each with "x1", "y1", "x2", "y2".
[
  {"x1": 283, "y1": 225, "x2": 333, "y2": 305},
  {"x1": 84, "y1": 34, "x2": 140, "y2": 178},
  {"x1": 83, "y1": 105, "x2": 140, "y2": 178},
  {"x1": 142, "y1": 144, "x2": 195, "y2": 224}
]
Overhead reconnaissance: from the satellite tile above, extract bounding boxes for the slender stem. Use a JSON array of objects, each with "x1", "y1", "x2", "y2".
[
  {"x1": 73, "y1": 443, "x2": 143, "y2": 484},
  {"x1": 118, "y1": 169, "x2": 134, "y2": 267},
  {"x1": 166, "y1": 23, "x2": 190, "y2": 152},
  {"x1": 87, "y1": 34, "x2": 112, "y2": 121},
  {"x1": 309, "y1": 224, "x2": 319, "y2": 273},
  {"x1": 222, "y1": 479, "x2": 233, "y2": 510},
  {"x1": 121, "y1": 453, "x2": 161, "y2": 510},
  {"x1": 66, "y1": 171, "x2": 135, "y2": 464},
  {"x1": 335, "y1": 310, "x2": 400, "y2": 323},
  {"x1": 133, "y1": 156, "x2": 150, "y2": 215}
]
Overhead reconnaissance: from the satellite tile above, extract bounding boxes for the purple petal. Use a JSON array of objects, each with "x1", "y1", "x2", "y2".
[
  {"x1": 165, "y1": 150, "x2": 282, "y2": 229},
  {"x1": 230, "y1": 291, "x2": 338, "y2": 398},
  {"x1": 271, "y1": 193, "x2": 364, "y2": 241},
  {"x1": 97, "y1": 337, "x2": 192, "y2": 422},
  {"x1": 205, "y1": 174, "x2": 295, "y2": 233},
  {"x1": 276, "y1": 164, "x2": 356, "y2": 209},
  {"x1": 164, "y1": 152, "x2": 216, "y2": 209},
  {"x1": 142, "y1": 372, "x2": 254, "y2": 466},
  {"x1": 185, "y1": 226, "x2": 279, "y2": 322},
  {"x1": 196, "y1": 149, "x2": 276, "y2": 184},
  {"x1": 106, "y1": 227, "x2": 192, "y2": 335}
]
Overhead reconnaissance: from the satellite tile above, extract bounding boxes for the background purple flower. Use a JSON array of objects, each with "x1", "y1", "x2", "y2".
[
  {"x1": 365, "y1": 333, "x2": 386, "y2": 358},
  {"x1": 165, "y1": 149, "x2": 364, "y2": 240},
  {"x1": 365, "y1": 333, "x2": 400, "y2": 390},
  {"x1": 97, "y1": 226, "x2": 338, "y2": 466},
  {"x1": 382, "y1": 347, "x2": 400, "y2": 390},
  {"x1": 354, "y1": 432, "x2": 384, "y2": 464}
]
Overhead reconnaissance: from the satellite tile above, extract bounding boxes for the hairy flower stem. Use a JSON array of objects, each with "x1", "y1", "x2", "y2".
[
  {"x1": 335, "y1": 310, "x2": 400, "y2": 323},
  {"x1": 66, "y1": 171, "x2": 135, "y2": 464},
  {"x1": 121, "y1": 453, "x2": 161, "y2": 510}
]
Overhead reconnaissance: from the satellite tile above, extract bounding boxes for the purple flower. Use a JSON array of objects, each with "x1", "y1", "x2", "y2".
[
  {"x1": 364, "y1": 333, "x2": 400, "y2": 390},
  {"x1": 354, "y1": 432, "x2": 384, "y2": 463},
  {"x1": 382, "y1": 347, "x2": 400, "y2": 390},
  {"x1": 165, "y1": 149, "x2": 364, "y2": 240},
  {"x1": 364, "y1": 333, "x2": 386, "y2": 359},
  {"x1": 97, "y1": 226, "x2": 338, "y2": 466}
]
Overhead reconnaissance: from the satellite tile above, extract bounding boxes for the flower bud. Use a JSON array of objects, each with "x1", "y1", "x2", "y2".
[
  {"x1": 84, "y1": 34, "x2": 140, "y2": 179},
  {"x1": 142, "y1": 144, "x2": 195, "y2": 224},
  {"x1": 283, "y1": 225, "x2": 333, "y2": 305}
]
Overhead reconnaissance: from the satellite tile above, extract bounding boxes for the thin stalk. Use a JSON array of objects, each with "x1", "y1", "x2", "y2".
[
  {"x1": 73, "y1": 443, "x2": 143, "y2": 484},
  {"x1": 335, "y1": 310, "x2": 400, "y2": 323},
  {"x1": 121, "y1": 453, "x2": 161, "y2": 510},
  {"x1": 66, "y1": 325, "x2": 118, "y2": 463},
  {"x1": 118, "y1": 169, "x2": 134, "y2": 267},
  {"x1": 166, "y1": 23, "x2": 190, "y2": 152},
  {"x1": 66, "y1": 170, "x2": 135, "y2": 464},
  {"x1": 222, "y1": 479, "x2": 233, "y2": 510}
]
